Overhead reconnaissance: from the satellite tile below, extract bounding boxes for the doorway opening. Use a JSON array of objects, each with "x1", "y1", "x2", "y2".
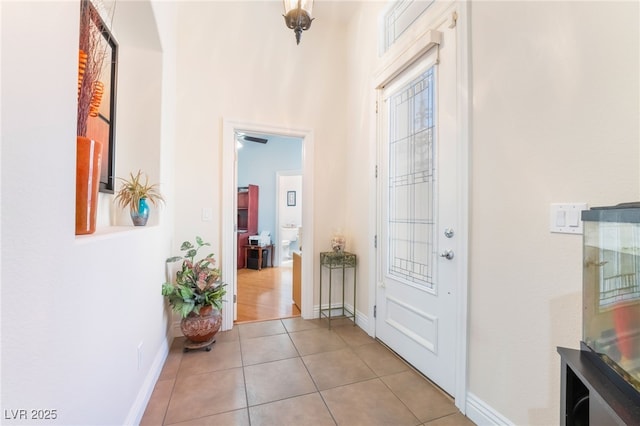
[
  {"x1": 235, "y1": 133, "x2": 302, "y2": 323},
  {"x1": 221, "y1": 119, "x2": 315, "y2": 331}
]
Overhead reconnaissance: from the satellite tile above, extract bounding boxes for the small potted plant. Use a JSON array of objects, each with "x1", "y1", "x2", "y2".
[
  {"x1": 114, "y1": 170, "x2": 164, "y2": 226},
  {"x1": 162, "y1": 237, "x2": 227, "y2": 350}
]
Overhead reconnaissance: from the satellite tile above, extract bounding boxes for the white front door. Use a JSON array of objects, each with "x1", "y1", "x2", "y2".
[{"x1": 376, "y1": 18, "x2": 458, "y2": 395}]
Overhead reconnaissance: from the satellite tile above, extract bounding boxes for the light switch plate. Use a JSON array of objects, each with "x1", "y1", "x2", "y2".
[
  {"x1": 550, "y1": 203, "x2": 588, "y2": 234},
  {"x1": 201, "y1": 207, "x2": 213, "y2": 222}
]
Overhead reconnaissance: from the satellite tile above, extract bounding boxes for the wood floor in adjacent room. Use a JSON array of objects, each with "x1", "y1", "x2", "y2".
[{"x1": 236, "y1": 262, "x2": 301, "y2": 323}]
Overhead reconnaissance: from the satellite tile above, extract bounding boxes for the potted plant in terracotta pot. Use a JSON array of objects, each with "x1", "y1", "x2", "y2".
[
  {"x1": 162, "y1": 237, "x2": 227, "y2": 351},
  {"x1": 114, "y1": 170, "x2": 164, "y2": 226}
]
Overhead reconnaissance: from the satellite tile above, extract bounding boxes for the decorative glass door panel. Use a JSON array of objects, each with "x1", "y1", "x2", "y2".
[{"x1": 388, "y1": 67, "x2": 436, "y2": 290}]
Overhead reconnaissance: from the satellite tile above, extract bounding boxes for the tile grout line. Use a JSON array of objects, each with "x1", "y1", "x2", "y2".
[
  {"x1": 306, "y1": 321, "x2": 424, "y2": 425},
  {"x1": 369, "y1": 338, "x2": 459, "y2": 424},
  {"x1": 376, "y1": 371, "x2": 424, "y2": 425},
  {"x1": 161, "y1": 340, "x2": 186, "y2": 426},
  {"x1": 238, "y1": 324, "x2": 253, "y2": 426},
  {"x1": 375, "y1": 338, "x2": 456, "y2": 403},
  {"x1": 294, "y1": 324, "x2": 347, "y2": 425}
]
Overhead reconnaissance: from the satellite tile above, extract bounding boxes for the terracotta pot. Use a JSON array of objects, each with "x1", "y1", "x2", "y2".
[
  {"x1": 75, "y1": 136, "x2": 102, "y2": 235},
  {"x1": 180, "y1": 305, "x2": 222, "y2": 343}
]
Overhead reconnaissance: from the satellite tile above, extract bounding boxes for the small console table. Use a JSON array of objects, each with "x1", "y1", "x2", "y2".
[{"x1": 319, "y1": 251, "x2": 356, "y2": 329}]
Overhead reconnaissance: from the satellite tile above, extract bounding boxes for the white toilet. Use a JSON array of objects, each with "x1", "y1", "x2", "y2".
[{"x1": 281, "y1": 225, "x2": 299, "y2": 261}]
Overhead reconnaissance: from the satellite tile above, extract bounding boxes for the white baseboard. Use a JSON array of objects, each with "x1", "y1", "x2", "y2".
[
  {"x1": 355, "y1": 308, "x2": 369, "y2": 331},
  {"x1": 466, "y1": 392, "x2": 514, "y2": 426},
  {"x1": 312, "y1": 303, "x2": 369, "y2": 331},
  {"x1": 124, "y1": 335, "x2": 170, "y2": 425},
  {"x1": 172, "y1": 319, "x2": 182, "y2": 337}
]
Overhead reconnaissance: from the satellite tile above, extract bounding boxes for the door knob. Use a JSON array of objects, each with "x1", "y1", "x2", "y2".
[{"x1": 440, "y1": 250, "x2": 454, "y2": 260}]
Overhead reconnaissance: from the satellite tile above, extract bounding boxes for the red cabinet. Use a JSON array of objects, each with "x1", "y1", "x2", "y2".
[{"x1": 237, "y1": 184, "x2": 258, "y2": 268}]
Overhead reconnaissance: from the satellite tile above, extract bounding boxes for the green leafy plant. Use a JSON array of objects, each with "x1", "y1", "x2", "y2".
[
  {"x1": 114, "y1": 170, "x2": 165, "y2": 214},
  {"x1": 162, "y1": 237, "x2": 227, "y2": 318}
]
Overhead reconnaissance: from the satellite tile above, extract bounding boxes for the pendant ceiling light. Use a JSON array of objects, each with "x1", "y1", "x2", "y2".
[{"x1": 283, "y1": 0, "x2": 314, "y2": 45}]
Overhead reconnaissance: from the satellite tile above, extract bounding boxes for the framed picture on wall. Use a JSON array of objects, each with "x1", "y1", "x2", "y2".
[
  {"x1": 83, "y1": 0, "x2": 118, "y2": 193},
  {"x1": 287, "y1": 191, "x2": 296, "y2": 206}
]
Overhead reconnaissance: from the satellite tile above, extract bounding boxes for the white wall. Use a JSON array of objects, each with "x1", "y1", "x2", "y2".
[
  {"x1": 0, "y1": 1, "x2": 176, "y2": 424},
  {"x1": 344, "y1": 1, "x2": 385, "y2": 331},
  {"x1": 173, "y1": 1, "x2": 350, "y2": 307},
  {"x1": 343, "y1": 0, "x2": 639, "y2": 424},
  {"x1": 468, "y1": 2, "x2": 639, "y2": 424}
]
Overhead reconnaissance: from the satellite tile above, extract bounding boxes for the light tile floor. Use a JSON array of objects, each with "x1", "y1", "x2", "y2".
[{"x1": 141, "y1": 318, "x2": 475, "y2": 426}]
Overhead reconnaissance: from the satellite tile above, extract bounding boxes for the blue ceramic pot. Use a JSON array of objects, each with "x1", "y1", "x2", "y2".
[{"x1": 131, "y1": 198, "x2": 150, "y2": 226}]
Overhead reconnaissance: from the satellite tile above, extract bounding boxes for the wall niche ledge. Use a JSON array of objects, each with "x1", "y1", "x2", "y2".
[{"x1": 75, "y1": 224, "x2": 160, "y2": 244}]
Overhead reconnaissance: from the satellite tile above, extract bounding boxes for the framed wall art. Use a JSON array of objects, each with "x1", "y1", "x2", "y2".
[
  {"x1": 83, "y1": 0, "x2": 118, "y2": 193},
  {"x1": 287, "y1": 191, "x2": 296, "y2": 206}
]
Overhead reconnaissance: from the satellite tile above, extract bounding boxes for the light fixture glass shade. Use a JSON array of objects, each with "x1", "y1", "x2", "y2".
[{"x1": 283, "y1": 0, "x2": 314, "y2": 45}]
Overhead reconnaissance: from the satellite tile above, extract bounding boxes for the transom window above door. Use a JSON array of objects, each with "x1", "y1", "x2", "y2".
[{"x1": 381, "y1": 0, "x2": 435, "y2": 54}]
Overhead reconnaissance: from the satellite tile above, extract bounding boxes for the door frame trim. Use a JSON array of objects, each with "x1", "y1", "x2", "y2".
[
  {"x1": 221, "y1": 119, "x2": 315, "y2": 330},
  {"x1": 454, "y1": 1, "x2": 470, "y2": 413},
  {"x1": 371, "y1": 2, "x2": 469, "y2": 412}
]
